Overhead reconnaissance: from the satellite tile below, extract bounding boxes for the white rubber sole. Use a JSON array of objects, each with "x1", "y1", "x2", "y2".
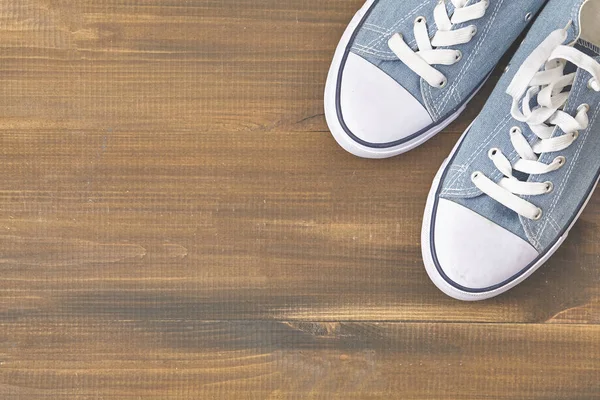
[
  {"x1": 421, "y1": 126, "x2": 600, "y2": 301},
  {"x1": 324, "y1": 0, "x2": 488, "y2": 159}
]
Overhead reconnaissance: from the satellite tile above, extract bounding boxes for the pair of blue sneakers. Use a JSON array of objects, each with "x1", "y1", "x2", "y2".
[{"x1": 325, "y1": 0, "x2": 600, "y2": 300}]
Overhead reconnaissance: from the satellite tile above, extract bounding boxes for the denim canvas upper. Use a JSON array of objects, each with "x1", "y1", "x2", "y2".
[
  {"x1": 439, "y1": 0, "x2": 600, "y2": 252},
  {"x1": 350, "y1": 0, "x2": 548, "y2": 121}
]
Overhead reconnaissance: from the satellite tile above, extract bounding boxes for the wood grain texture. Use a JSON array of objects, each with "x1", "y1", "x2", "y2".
[
  {"x1": 1, "y1": 320, "x2": 599, "y2": 399},
  {"x1": 0, "y1": 0, "x2": 598, "y2": 398}
]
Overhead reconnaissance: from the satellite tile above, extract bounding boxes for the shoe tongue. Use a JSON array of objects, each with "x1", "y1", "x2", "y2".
[
  {"x1": 578, "y1": 0, "x2": 600, "y2": 50},
  {"x1": 574, "y1": 0, "x2": 600, "y2": 61}
]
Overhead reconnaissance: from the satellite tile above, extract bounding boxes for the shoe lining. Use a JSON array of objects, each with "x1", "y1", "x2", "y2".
[{"x1": 580, "y1": 0, "x2": 600, "y2": 47}]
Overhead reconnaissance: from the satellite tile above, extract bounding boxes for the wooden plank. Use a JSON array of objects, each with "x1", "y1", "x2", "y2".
[
  {"x1": 0, "y1": 320, "x2": 599, "y2": 399},
  {"x1": 0, "y1": 0, "x2": 598, "y2": 323},
  {"x1": 0, "y1": 0, "x2": 599, "y2": 397}
]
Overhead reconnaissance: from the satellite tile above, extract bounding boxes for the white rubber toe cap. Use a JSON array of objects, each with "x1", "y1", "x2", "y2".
[
  {"x1": 339, "y1": 53, "x2": 433, "y2": 145},
  {"x1": 432, "y1": 199, "x2": 539, "y2": 290}
]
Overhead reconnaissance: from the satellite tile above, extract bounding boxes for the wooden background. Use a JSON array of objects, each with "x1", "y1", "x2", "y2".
[{"x1": 0, "y1": 0, "x2": 598, "y2": 398}]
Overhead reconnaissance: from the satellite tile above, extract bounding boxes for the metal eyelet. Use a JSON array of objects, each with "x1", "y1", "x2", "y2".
[
  {"x1": 470, "y1": 26, "x2": 478, "y2": 37},
  {"x1": 510, "y1": 126, "x2": 522, "y2": 135},
  {"x1": 488, "y1": 148, "x2": 499, "y2": 159},
  {"x1": 588, "y1": 78, "x2": 600, "y2": 91},
  {"x1": 555, "y1": 156, "x2": 566, "y2": 167},
  {"x1": 533, "y1": 208, "x2": 543, "y2": 221},
  {"x1": 544, "y1": 181, "x2": 554, "y2": 193},
  {"x1": 455, "y1": 50, "x2": 463, "y2": 62},
  {"x1": 525, "y1": 12, "x2": 533, "y2": 21},
  {"x1": 437, "y1": 77, "x2": 448, "y2": 89},
  {"x1": 415, "y1": 16, "x2": 426, "y2": 24},
  {"x1": 471, "y1": 171, "x2": 482, "y2": 181},
  {"x1": 578, "y1": 103, "x2": 590, "y2": 113},
  {"x1": 572, "y1": 131, "x2": 579, "y2": 140}
]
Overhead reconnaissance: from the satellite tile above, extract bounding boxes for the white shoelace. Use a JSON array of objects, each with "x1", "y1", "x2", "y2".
[
  {"x1": 387, "y1": 0, "x2": 488, "y2": 88},
  {"x1": 472, "y1": 26, "x2": 600, "y2": 221}
]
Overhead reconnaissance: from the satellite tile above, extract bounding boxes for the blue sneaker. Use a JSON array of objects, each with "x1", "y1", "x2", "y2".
[
  {"x1": 422, "y1": 0, "x2": 600, "y2": 300},
  {"x1": 324, "y1": 0, "x2": 547, "y2": 158}
]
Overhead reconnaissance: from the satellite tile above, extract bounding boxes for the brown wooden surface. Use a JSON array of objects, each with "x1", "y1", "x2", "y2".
[{"x1": 0, "y1": 0, "x2": 599, "y2": 398}]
